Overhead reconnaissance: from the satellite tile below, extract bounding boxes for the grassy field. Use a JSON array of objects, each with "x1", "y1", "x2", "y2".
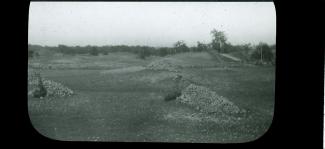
[{"x1": 28, "y1": 51, "x2": 274, "y2": 143}]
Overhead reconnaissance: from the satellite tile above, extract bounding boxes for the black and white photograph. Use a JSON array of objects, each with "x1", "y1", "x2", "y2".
[{"x1": 28, "y1": 2, "x2": 276, "y2": 143}]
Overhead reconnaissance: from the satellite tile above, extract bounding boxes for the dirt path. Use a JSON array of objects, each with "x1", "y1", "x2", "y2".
[
  {"x1": 220, "y1": 53, "x2": 242, "y2": 62},
  {"x1": 100, "y1": 66, "x2": 146, "y2": 74}
]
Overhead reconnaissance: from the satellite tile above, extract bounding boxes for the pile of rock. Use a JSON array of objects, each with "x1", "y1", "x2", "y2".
[
  {"x1": 28, "y1": 74, "x2": 74, "y2": 98},
  {"x1": 42, "y1": 80, "x2": 74, "y2": 97},
  {"x1": 146, "y1": 58, "x2": 182, "y2": 72},
  {"x1": 176, "y1": 84, "x2": 244, "y2": 115}
]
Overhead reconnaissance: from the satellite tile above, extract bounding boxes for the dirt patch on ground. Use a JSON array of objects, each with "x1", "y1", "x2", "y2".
[{"x1": 220, "y1": 53, "x2": 242, "y2": 62}]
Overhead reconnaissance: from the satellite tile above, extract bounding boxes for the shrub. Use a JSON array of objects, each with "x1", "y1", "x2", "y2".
[
  {"x1": 32, "y1": 73, "x2": 47, "y2": 98},
  {"x1": 164, "y1": 91, "x2": 181, "y2": 101},
  {"x1": 196, "y1": 42, "x2": 208, "y2": 52},
  {"x1": 174, "y1": 40, "x2": 189, "y2": 54}
]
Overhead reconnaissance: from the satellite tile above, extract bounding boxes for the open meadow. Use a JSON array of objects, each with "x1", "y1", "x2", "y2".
[{"x1": 28, "y1": 51, "x2": 274, "y2": 143}]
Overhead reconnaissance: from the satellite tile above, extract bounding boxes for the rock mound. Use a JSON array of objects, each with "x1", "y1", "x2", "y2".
[
  {"x1": 176, "y1": 84, "x2": 244, "y2": 115},
  {"x1": 146, "y1": 58, "x2": 182, "y2": 72},
  {"x1": 42, "y1": 80, "x2": 74, "y2": 97},
  {"x1": 28, "y1": 75, "x2": 74, "y2": 98}
]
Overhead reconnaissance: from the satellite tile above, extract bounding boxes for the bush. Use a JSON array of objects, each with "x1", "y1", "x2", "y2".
[
  {"x1": 32, "y1": 74, "x2": 47, "y2": 98},
  {"x1": 196, "y1": 42, "x2": 208, "y2": 52},
  {"x1": 174, "y1": 40, "x2": 189, "y2": 54},
  {"x1": 164, "y1": 91, "x2": 182, "y2": 101}
]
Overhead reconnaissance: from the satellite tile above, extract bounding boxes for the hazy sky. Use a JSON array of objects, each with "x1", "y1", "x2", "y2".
[{"x1": 29, "y1": 2, "x2": 276, "y2": 47}]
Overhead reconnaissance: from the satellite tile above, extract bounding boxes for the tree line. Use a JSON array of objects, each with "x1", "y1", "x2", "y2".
[{"x1": 29, "y1": 29, "x2": 275, "y2": 63}]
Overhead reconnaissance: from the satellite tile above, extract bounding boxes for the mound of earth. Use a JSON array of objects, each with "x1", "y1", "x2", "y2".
[
  {"x1": 176, "y1": 84, "x2": 245, "y2": 115},
  {"x1": 28, "y1": 75, "x2": 74, "y2": 98},
  {"x1": 146, "y1": 58, "x2": 182, "y2": 72}
]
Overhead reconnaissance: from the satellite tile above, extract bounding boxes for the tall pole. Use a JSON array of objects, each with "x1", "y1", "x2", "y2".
[
  {"x1": 219, "y1": 40, "x2": 222, "y2": 52},
  {"x1": 260, "y1": 46, "x2": 263, "y2": 62}
]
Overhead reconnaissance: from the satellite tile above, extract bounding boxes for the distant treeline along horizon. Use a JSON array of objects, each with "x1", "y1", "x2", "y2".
[{"x1": 28, "y1": 29, "x2": 275, "y2": 62}]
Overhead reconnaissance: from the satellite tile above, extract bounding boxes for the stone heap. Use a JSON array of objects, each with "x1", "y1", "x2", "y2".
[{"x1": 176, "y1": 84, "x2": 244, "y2": 115}]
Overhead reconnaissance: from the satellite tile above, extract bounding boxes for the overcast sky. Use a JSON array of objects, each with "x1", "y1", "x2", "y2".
[{"x1": 29, "y1": 2, "x2": 276, "y2": 47}]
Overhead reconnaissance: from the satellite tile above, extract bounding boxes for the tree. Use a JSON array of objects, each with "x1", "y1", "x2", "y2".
[
  {"x1": 241, "y1": 43, "x2": 253, "y2": 61},
  {"x1": 251, "y1": 42, "x2": 274, "y2": 63},
  {"x1": 90, "y1": 47, "x2": 99, "y2": 56},
  {"x1": 196, "y1": 41, "x2": 208, "y2": 52},
  {"x1": 174, "y1": 40, "x2": 189, "y2": 53},
  {"x1": 210, "y1": 29, "x2": 227, "y2": 53}
]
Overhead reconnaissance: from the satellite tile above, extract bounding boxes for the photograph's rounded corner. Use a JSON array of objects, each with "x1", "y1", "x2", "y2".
[
  {"x1": 271, "y1": 1, "x2": 276, "y2": 10},
  {"x1": 271, "y1": 1, "x2": 277, "y2": 24},
  {"x1": 238, "y1": 113, "x2": 275, "y2": 144},
  {"x1": 27, "y1": 113, "x2": 70, "y2": 142},
  {"x1": 28, "y1": 2, "x2": 276, "y2": 143}
]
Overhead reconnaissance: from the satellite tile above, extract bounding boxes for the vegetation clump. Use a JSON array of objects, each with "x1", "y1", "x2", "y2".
[
  {"x1": 31, "y1": 73, "x2": 47, "y2": 98},
  {"x1": 164, "y1": 91, "x2": 182, "y2": 101}
]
